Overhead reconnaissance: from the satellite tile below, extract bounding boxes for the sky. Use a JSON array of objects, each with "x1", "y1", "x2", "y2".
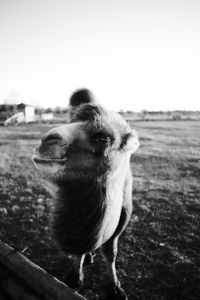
[{"x1": 0, "y1": 0, "x2": 200, "y2": 111}]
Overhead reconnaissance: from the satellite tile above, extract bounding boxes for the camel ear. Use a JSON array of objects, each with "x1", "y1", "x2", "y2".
[
  {"x1": 69, "y1": 89, "x2": 96, "y2": 107},
  {"x1": 121, "y1": 130, "x2": 139, "y2": 153}
]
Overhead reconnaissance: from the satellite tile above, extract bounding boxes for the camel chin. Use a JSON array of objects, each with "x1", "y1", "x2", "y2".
[{"x1": 32, "y1": 155, "x2": 66, "y2": 177}]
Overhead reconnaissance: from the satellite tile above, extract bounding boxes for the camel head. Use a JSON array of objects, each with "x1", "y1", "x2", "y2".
[{"x1": 33, "y1": 89, "x2": 139, "y2": 183}]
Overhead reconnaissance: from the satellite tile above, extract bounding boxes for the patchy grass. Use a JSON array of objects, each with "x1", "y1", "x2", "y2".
[{"x1": 0, "y1": 121, "x2": 200, "y2": 300}]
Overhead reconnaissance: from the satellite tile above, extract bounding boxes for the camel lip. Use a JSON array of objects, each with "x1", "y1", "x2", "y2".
[{"x1": 32, "y1": 155, "x2": 68, "y2": 164}]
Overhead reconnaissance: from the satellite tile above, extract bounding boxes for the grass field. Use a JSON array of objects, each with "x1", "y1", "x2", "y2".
[{"x1": 0, "y1": 121, "x2": 200, "y2": 300}]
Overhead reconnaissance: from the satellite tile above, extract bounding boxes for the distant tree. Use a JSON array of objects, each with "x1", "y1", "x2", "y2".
[
  {"x1": 62, "y1": 108, "x2": 68, "y2": 113},
  {"x1": 35, "y1": 107, "x2": 45, "y2": 115},
  {"x1": 141, "y1": 109, "x2": 148, "y2": 115},
  {"x1": 173, "y1": 113, "x2": 181, "y2": 120},
  {"x1": 126, "y1": 110, "x2": 134, "y2": 114},
  {"x1": 54, "y1": 106, "x2": 62, "y2": 114},
  {"x1": 45, "y1": 107, "x2": 53, "y2": 113}
]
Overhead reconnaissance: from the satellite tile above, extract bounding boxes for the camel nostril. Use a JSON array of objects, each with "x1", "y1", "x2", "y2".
[{"x1": 42, "y1": 133, "x2": 63, "y2": 145}]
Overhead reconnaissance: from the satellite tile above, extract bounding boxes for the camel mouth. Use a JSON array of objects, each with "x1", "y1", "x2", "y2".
[{"x1": 32, "y1": 155, "x2": 68, "y2": 165}]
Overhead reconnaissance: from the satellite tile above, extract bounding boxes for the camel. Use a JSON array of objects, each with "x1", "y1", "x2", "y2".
[{"x1": 33, "y1": 89, "x2": 139, "y2": 300}]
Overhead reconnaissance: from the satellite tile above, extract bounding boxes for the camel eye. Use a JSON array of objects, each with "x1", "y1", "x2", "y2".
[{"x1": 92, "y1": 132, "x2": 112, "y2": 145}]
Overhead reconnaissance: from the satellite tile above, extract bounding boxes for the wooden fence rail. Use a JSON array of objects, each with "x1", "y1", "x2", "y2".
[{"x1": 0, "y1": 240, "x2": 86, "y2": 300}]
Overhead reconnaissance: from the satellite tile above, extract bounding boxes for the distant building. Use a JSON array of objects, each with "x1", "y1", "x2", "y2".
[
  {"x1": 24, "y1": 105, "x2": 35, "y2": 123},
  {"x1": 0, "y1": 103, "x2": 35, "y2": 125},
  {"x1": 41, "y1": 112, "x2": 54, "y2": 122}
]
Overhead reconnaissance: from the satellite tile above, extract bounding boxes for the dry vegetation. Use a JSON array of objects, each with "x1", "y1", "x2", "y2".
[{"x1": 0, "y1": 121, "x2": 200, "y2": 300}]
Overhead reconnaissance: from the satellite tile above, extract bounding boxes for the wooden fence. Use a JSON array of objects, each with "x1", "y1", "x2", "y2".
[{"x1": 0, "y1": 240, "x2": 86, "y2": 300}]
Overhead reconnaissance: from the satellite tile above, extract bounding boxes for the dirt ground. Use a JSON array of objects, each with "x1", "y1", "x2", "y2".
[{"x1": 0, "y1": 121, "x2": 200, "y2": 300}]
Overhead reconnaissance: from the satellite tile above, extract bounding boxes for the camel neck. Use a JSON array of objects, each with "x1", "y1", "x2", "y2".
[
  {"x1": 57, "y1": 178, "x2": 106, "y2": 197},
  {"x1": 53, "y1": 179, "x2": 107, "y2": 254}
]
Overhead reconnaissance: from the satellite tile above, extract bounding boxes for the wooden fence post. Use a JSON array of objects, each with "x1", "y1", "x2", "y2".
[{"x1": 0, "y1": 240, "x2": 86, "y2": 300}]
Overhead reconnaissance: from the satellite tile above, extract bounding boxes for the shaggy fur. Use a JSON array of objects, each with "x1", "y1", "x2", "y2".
[{"x1": 53, "y1": 181, "x2": 107, "y2": 254}]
